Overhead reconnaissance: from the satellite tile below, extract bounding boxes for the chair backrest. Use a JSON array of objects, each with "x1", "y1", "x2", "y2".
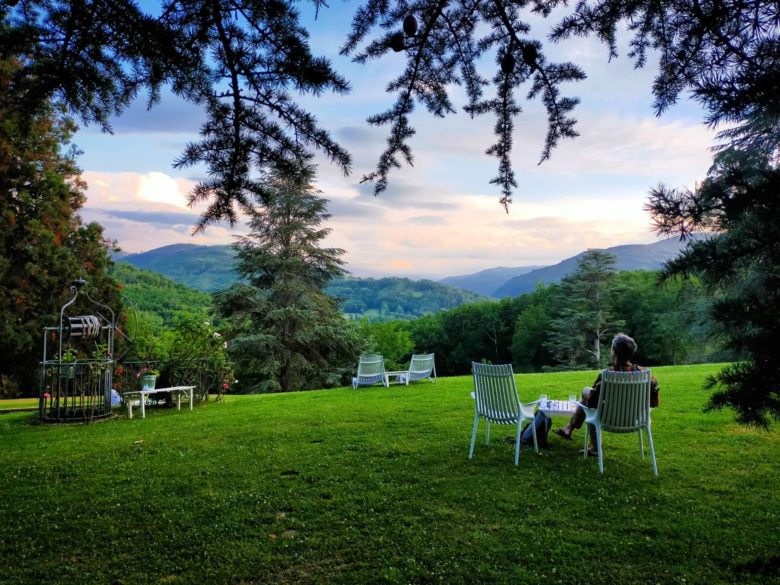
[
  {"x1": 357, "y1": 354, "x2": 385, "y2": 378},
  {"x1": 408, "y1": 353, "x2": 435, "y2": 379},
  {"x1": 471, "y1": 362, "x2": 520, "y2": 424},
  {"x1": 596, "y1": 369, "x2": 653, "y2": 433}
]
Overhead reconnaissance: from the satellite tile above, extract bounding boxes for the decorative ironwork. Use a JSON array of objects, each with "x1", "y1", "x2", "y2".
[{"x1": 39, "y1": 280, "x2": 115, "y2": 423}]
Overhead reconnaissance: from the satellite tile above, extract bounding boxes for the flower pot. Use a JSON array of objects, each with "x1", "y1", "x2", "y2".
[{"x1": 140, "y1": 374, "x2": 157, "y2": 391}]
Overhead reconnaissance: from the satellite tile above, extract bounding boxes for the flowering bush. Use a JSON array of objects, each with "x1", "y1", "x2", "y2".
[{"x1": 164, "y1": 316, "x2": 233, "y2": 399}]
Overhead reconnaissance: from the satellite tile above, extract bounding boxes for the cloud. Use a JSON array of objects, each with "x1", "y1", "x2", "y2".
[
  {"x1": 326, "y1": 196, "x2": 386, "y2": 220},
  {"x1": 96, "y1": 209, "x2": 200, "y2": 227},
  {"x1": 408, "y1": 215, "x2": 447, "y2": 226}
]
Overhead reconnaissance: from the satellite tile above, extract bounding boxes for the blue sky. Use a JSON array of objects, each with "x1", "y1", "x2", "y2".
[{"x1": 76, "y1": 2, "x2": 717, "y2": 279}]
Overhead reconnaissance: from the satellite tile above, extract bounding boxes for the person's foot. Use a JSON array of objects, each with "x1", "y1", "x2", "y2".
[
  {"x1": 553, "y1": 428, "x2": 572, "y2": 441},
  {"x1": 579, "y1": 447, "x2": 599, "y2": 457}
]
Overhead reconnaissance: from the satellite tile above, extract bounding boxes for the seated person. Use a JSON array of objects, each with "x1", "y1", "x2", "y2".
[{"x1": 554, "y1": 333, "x2": 659, "y2": 451}]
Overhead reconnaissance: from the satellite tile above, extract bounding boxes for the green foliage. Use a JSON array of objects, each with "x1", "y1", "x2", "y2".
[
  {"x1": 401, "y1": 268, "x2": 724, "y2": 377},
  {"x1": 612, "y1": 271, "x2": 720, "y2": 366},
  {"x1": 512, "y1": 286, "x2": 555, "y2": 372},
  {"x1": 344, "y1": 1, "x2": 776, "y2": 208},
  {"x1": 329, "y1": 276, "x2": 485, "y2": 321},
  {"x1": 356, "y1": 320, "x2": 414, "y2": 370},
  {"x1": 649, "y1": 151, "x2": 780, "y2": 425},
  {"x1": 405, "y1": 297, "x2": 529, "y2": 376},
  {"x1": 0, "y1": 56, "x2": 121, "y2": 397},
  {"x1": 110, "y1": 261, "x2": 214, "y2": 334},
  {"x1": 215, "y1": 168, "x2": 362, "y2": 392},
  {"x1": 545, "y1": 250, "x2": 624, "y2": 369},
  {"x1": 119, "y1": 246, "x2": 483, "y2": 320},
  {"x1": 1, "y1": 365, "x2": 779, "y2": 583},
  {"x1": 160, "y1": 317, "x2": 232, "y2": 399},
  {"x1": 4, "y1": 0, "x2": 351, "y2": 229}
]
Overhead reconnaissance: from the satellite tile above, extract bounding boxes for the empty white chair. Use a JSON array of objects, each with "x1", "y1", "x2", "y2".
[
  {"x1": 403, "y1": 353, "x2": 436, "y2": 385},
  {"x1": 582, "y1": 369, "x2": 658, "y2": 475},
  {"x1": 352, "y1": 354, "x2": 388, "y2": 389},
  {"x1": 469, "y1": 362, "x2": 539, "y2": 465}
]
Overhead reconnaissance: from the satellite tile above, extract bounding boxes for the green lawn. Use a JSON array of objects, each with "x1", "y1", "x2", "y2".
[
  {"x1": 1, "y1": 364, "x2": 778, "y2": 584},
  {"x1": 0, "y1": 397, "x2": 38, "y2": 409}
]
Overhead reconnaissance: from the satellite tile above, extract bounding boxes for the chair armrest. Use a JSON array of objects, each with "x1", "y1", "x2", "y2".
[
  {"x1": 581, "y1": 405, "x2": 598, "y2": 423},
  {"x1": 470, "y1": 391, "x2": 475, "y2": 400},
  {"x1": 519, "y1": 401, "x2": 538, "y2": 417}
]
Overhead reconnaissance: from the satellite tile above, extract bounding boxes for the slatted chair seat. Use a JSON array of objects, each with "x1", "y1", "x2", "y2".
[
  {"x1": 468, "y1": 362, "x2": 539, "y2": 465},
  {"x1": 352, "y1": 354, "x2": 389, "y2": 389},
  {"x1": 582, "y1": 369, "x2": 658, "y2": 475}
]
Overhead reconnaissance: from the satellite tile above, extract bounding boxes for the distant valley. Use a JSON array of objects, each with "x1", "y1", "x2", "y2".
[
  {"x1": 115, "y1": 244, "x2": 485, "y2": 321},
  {"x1": 115, "y1": 237, "x2": 696, "y2": 321}
]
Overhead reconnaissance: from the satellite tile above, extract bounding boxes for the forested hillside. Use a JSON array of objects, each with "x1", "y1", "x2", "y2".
[
  {"x1": 120, "y1": 246, "x2": 487, "y2": 320},
  {"x1": 119, "y1": 244, "x2": 239, "y2": 292},
  {"x1": 327, "y1": 277, "x2": 485, "y2": 321},
  {"x1": 110, "y1": 262, "x2": 214, "y2": 333}
]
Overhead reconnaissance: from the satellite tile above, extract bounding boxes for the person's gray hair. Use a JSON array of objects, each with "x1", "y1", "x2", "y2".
[{"x1": 611, "y1": 333, "x2": 637, "y2": 363}]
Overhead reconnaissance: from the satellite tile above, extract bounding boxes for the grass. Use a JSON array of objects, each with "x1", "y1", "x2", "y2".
[
  {"x1": 0, "y1": 364, "x2": 778, "y2": 584},
  {"x1": 0, "y1": 397, "x2": 38, "y2": 409}
]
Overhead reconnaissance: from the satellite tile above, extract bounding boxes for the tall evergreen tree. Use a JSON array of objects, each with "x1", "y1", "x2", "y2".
[
  {"x1": 0, "y1": 57, "x2": 121, "y2": 396},
  {"x1": 545, "y1": 250, "x2": 624, "y2": 369},
  {"x1": 214, "y1": 166, "x2": 361, "y2": 392},
  {"x1": 647, "y1": 149, "x2": 780, "y2": 426}
]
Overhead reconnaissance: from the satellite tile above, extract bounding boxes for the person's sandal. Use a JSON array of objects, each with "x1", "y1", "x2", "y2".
[{"x1": 553, "y1": 428, "x2": 572, "y2": 441}]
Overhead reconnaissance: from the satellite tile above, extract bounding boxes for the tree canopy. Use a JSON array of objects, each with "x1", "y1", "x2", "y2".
[
  {"x1": 2, "y1": 0, "x2": 351, "y2": 229},
  {"x1": 0, "y1": 56, "x2": 120, "y2": 396},
  {"x1": 344, "y1": 0, "x2": 777, "y2": 206},
  {"x1": 4, "y1": 1, "x2": 776, "y2": 212}
]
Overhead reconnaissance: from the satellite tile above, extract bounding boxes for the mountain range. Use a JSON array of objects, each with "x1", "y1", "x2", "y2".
[
  {"x1": 115, "y1": 244, "x2": 484, "y2": 320},
  {"x1": 118, "y1": 237, "x2": 694, "y2": 301},
  {"x1": 490, "y1": 238, "x2": 694, "y2": 297},
  {"x1": 439, "y1": 265, "x2": 542, "y2": 296}
]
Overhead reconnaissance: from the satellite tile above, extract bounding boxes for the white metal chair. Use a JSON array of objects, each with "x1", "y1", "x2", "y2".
[
  {"x1": 403, "y1": 353, "x2": 436, "y2": 385},
  {"x1": 469, "y1": 362, "x2": 539, "y2": 465},
  {"x1": 352, "y1": 354, "x2": 388, "y2": 389},
  {"x1": 582, "y1": 369, "x2": 658, "y2": 475}
]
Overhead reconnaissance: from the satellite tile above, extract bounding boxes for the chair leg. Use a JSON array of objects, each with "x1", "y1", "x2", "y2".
[
  {"x1": 485, "y1": 421, "x2": 491, "y2": 445},
  {"x1": 583, "y1": 423, "x2": 590, "y2": 458},
  {"x1": 596, "y1": 427, "x2": 604, "y2": 473},
  {"x1": 638, "y1": 429, "x2": 645, "y2": 459},
  {"x1": 514, "y1": 421, "x2": 522, "y2": 465},
  {"x1": 469, "y1": 415, "x2": 479, "y2": 459},
  {"x1": 646, "y1": 424, "x2": 658, "y2": 476}
]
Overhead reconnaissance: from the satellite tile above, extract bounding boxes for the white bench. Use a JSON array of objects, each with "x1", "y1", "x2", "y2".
[{"x1": 124, "y1": 386, "x2": 196, "y2": 419}]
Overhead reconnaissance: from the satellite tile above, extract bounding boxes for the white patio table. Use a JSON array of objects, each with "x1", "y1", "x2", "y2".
[
  {"x1": 537, "y1": 398, "x2": 578, "y2": 418},
  {"x1": 124, "y1": 386, "x2": 196, "y2": 419}
]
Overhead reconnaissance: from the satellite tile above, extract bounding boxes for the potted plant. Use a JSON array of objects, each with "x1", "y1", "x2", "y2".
[
  {"x1": 60, "y1": 347, "x2": 78, "y2": 379},
  {"x1": 137, "y1": 366, "x2": 160, "y2": 391}
]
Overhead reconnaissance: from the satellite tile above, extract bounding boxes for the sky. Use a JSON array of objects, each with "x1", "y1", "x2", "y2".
[{"x1": 75, "y1": 2, "x2": 718, "y2": 280}]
